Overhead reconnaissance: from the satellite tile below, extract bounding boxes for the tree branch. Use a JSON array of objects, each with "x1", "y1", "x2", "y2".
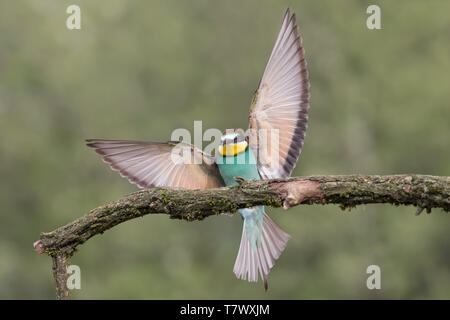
[{"x1": 33, "y1": 174, "x2": 449, "y2": 299}]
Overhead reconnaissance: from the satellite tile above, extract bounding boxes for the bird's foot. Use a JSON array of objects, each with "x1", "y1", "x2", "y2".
[{"x1": 233, "y1": 176, "x2": 247, "y2": 185}]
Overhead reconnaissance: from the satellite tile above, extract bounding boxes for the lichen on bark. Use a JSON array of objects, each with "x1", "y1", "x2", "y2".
[{"x1": 33, "y1": 174, "x2": 449, "y2": 299}]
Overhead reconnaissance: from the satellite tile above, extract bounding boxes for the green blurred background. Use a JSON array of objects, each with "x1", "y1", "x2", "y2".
[{"x1": 0, "y1": 0, "x2": 449, "y2": 299}]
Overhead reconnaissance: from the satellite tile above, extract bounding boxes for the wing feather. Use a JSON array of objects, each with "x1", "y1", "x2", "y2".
[
  {"x1": 86, "y1": 139, "x2": 225, "y2": 189},
  {"x1": 248, "y1": 9, "x2": 310, "y2": 179}
]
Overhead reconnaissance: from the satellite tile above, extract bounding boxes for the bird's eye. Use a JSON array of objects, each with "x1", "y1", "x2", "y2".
[{"x1": 234, "y1": 136, "x2": 238, "y2": 143}]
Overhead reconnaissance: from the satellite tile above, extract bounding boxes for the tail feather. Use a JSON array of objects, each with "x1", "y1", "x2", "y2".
[{"x1": 233, "y1": 213, "x2": 290, "y2": 290}]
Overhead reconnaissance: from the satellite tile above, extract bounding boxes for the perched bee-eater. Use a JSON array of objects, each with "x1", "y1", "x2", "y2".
[{"x1": 87, "y1": 9, "x2": 310, "y2": 290}]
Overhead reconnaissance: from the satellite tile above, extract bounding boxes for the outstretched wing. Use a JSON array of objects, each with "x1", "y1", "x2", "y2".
[
  {"x1": 248, "y1": 9, "x2": 310, "y2": 179},
  {"x1": 86, "y1": 139, "x2": 225, "y2": 189}
]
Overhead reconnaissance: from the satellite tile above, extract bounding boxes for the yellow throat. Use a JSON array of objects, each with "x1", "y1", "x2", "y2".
[{"x1": 218, "y1": 141, "x2": 248, "y2": 156}]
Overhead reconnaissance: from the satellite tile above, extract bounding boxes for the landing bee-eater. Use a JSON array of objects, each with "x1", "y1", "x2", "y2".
[{"x1": 87, "y1": 9, "x2": 310, "y2": 290}]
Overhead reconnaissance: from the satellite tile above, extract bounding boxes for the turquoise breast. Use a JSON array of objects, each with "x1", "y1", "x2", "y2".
[
  {"x1": 217, "y1": 146, "x2": 264, "y2": 249},
  {"x1": 216, "y1": 147, "x2": 261, "y2": 186}
]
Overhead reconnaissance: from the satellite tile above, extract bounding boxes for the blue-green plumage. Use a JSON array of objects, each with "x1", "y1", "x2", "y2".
[
  {"x1": 216, "y1": 147, "x2": 260, "y2": 185},
  {"x1": 215, "y1": 141, "x2": 290, "y2": 290},
  {"x1": 217, "y1": 147, "x2": 264, "y2": 250}
]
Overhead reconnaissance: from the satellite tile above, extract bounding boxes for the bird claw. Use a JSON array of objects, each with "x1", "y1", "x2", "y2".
[{"x1": 233, "y1": 176, "x2": 247, "y2": 185}]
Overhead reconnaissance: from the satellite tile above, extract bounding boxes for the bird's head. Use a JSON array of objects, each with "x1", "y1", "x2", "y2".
[{"x1": 218, "y1": 129, "x2": 248, "y2": 157}]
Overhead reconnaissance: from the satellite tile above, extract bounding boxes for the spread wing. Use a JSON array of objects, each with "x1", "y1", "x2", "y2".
[
  {"x1": 248, "y1": 9, "x2": 310, "y2": 179},
  {"x1": 86, "y1": 139, "x2": 225, "y2": 189}
]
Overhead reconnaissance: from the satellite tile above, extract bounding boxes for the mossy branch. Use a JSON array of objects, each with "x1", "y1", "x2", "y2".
[{"x1": 33, "y1": 174, "x2": 450, "y2": 299}]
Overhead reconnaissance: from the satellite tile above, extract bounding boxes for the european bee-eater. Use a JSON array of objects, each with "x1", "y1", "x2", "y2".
[{"x1": 87, "y1": 9, "x2": 310, "y2": 290}]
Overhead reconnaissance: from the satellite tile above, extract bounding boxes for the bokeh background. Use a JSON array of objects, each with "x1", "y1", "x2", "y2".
[{"x1": 0, "y1": 0, "x2": 449, "y2": 299}]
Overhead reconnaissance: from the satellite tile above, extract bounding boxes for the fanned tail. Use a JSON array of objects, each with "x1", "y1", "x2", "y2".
[{"x1": 233, "y1": 213, "x2": 290, "y2": 290}]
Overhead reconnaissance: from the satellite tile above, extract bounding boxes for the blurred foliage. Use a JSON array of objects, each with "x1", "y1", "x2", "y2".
[{"x1": 0, "y1": 0, "x2": 449, "y2": 299}]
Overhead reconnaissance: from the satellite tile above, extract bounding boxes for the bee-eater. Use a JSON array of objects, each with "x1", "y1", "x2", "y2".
[{"x1": 87, "y1": 8, "x2": 310, "y2": 290}]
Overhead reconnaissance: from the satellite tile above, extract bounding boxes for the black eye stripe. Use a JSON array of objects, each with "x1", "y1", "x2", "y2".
[{"x1": 222, "y1": 135, "x2": 244, "y2": 145}]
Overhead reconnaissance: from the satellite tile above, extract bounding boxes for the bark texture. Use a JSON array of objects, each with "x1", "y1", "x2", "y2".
[{"x1": 33, "y1": 174, "x2": 450, "y2": 299}]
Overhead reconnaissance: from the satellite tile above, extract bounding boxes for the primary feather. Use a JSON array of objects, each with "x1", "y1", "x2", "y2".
[
  {"x1": 248, "y1": 8, "x2": 310, "y2": 179},
  {"x1": 86, "y1": 139, "x2": 224, "y2": 189}
]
